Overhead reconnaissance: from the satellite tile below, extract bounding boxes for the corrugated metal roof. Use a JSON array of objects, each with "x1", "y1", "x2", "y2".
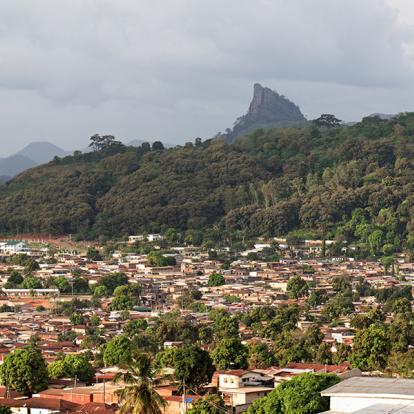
[{"x1": 322, "y1": 377, "x2": 414, "y2": 399}]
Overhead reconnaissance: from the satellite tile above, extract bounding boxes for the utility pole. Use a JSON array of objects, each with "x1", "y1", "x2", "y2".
[{"x1": 182, "y1": 379, "x2": 187, "y2": 414}]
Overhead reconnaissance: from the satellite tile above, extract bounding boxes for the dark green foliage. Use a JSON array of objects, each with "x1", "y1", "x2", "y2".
[
  {"x1": 248, "y1": 343, "x2": 275, "y2": 368},
  {"x1": 154, "y1": 311, "x2": 199, "y2": 344},
  {"x1": 94, "y1": 272, "x2": 128, "y2": 295},
  {"x1": 207, "y1": 273, "x2": 225, "y2": 287},
  {"x1": 5, "y1": 271, "x2": 23, "y2": 288},
  {"x1": 70, "y1": 313, "x2": 85, "y2": 325},
  {"x1": 350, "y1": 324, "x2": 391, "y2": 371},
  {"x1": 211, "y1": 338, "x2": 249, "y2": 369},
  {"x1": 173, "y1": 345, "x2": 215, "y2": 390},
  {"x1": 313, "y1": 114, "x2": 341, "y2": 128},
  {"x1": 0, "y1": 114, "x2": 408, "y2": 248},
  {"x1": 208, "y1": 309, "x2": 239, "y2": 340},
  {"x1": 0, "y1": 346, "x2": 48, "y2": 396},
  {"x1": 147, "y1": 251, "x2": 176, "y2": 267},
  {"x1": 54, "y1": 298, "x2": 94, "y2": 316},
  {"x1": 21, "y1": 276, "x2": 43, "y2": 289},
  {"x1": 123, "y1": 319, "x2": 148, "y2": 337},
  {"x1": 246, "y1": 373, "x2": 340, "y2": 414},
  {"x1": 187, "y1": 395, "x2": 226, "y2": 414},
  {"x1": 102, "y1": 335, "x2": 133, "y2": 366},
  {"x1": 48, "y1": 354, "x2": 95, "y2": 382},
  {"x1": 287, "y1": 275, "x2": 308, "y2": 299},
  {"x1": 86, "y1": 248, "x2": 102, "y2": 261},
  {"x1": 108, "y1": 284, "x2": 141, "y2": 311},
  {"x1": 0, "y1": 406, "x2": 11, "y2": 414}
]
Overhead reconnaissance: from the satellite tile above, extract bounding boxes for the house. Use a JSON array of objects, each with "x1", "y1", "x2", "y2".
[
  {"x1": 128, "y1": 234, "x2": 164, "y2": 243},
  {"x1": 215, "y1": 370, "x2": 273, "y2": 413},
  {"x1": 1, "y1": 397, "x2": 81, "y2": 414},
  {"x1": 0, "y1": 241, "x2": 29, "y2": 255},
  {"x1": 321, "y1": 377, "x2": 414, "y2": 413},
  {"x1": 221, "y1": 388, "x2": 273, "y2": 414}
]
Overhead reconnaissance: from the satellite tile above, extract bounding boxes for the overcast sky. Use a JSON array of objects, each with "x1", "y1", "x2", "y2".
[{"x1": 1, "y1": 0, "x2": 414, "y2": 156}]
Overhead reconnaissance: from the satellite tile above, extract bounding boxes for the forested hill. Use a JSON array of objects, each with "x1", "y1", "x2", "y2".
[{"x1": 1, "y1": 114, "x2": 414, "y2": 254}]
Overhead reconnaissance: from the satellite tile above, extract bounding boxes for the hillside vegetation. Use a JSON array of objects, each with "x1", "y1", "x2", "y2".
[{"x1": 1, "y1": 115, "x2": 414, "y2": 257}]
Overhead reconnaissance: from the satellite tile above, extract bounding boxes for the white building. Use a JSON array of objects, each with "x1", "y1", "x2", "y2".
[
  {"x1": 322, "y1": 377, "x2": 414, "y2": 413},
  {"x1": 128, "y1": 234, "x2": 164, "y2": 243},
  {"x1": 0, "y1": 240, "x2": 29, "y2": 254},
  {"x1": 217, "y1": 370, "x2": 273, "y2": 414}
]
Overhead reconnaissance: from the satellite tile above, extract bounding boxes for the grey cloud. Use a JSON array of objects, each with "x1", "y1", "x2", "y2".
[{"x1": 0, "y1": 0, "x2": 413, "y2": 155}]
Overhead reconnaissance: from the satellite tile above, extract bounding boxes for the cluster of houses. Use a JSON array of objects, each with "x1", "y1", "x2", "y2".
[{"x1": 0, "y1": 236, "x2": 412, "y2": 413}]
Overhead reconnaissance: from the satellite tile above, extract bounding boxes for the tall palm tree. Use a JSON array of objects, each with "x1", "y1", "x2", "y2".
[{"x1": 114, "y1": 353, "x2": 166, "y2": 414}]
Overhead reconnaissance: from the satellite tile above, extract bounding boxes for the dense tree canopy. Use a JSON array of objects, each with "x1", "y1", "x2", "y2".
[
  {"x1": 48, "y1": 354, "x2": 95, "y2": 382},
  {"x1": 211, "y1": 338, "x2": 249, "y2": 370},
  {"x1": 0, "y1": 346, "x2": 48, "y2": 396},
  {"x1": 246, "y1": 373, "x2": 340, "y2": 414},
  {"x1": 2, "y1": 114, "x2": 414, "y2": 252},
  {"x1": 103, "y1": 335, "x2": 133, "y2": 366}
]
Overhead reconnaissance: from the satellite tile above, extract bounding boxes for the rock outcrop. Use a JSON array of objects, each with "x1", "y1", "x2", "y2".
[{"x1": 225, "y1": 83, "x2": 307, "y2": 142}]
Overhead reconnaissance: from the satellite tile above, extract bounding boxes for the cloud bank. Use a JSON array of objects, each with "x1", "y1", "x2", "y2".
[{"x1": 0, "y1": 0, "x2": 413, "y2": 154}]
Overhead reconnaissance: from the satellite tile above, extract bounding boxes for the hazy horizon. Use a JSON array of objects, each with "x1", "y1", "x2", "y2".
[{"x1": 1, "y1": 0, "x2": 414, "y2": 157}]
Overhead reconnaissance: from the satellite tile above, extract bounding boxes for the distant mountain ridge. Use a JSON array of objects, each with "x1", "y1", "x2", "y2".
[
  {"x1": 0, "y1": 139, "x2": 176, "y2": 180},
  {"x1": 17, "y1": 141, "x2": 70, "y2": 164},
  {"x1": 224, "y1": 83, "x2": 307, "y2": 142},
  {"x1": 0, "y1": 142, "x2": 70, "y2": 179},
  {"x1": 0, "y1": 154, "x2": 37, "y2": 179}
]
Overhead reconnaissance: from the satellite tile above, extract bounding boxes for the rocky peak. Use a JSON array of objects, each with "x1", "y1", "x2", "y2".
[
  {"x1": 224, "y1": 83, "x2": 307, "y2": 142},
  {"x1": 249, "y1": 83, "x2": 278, "y2": 115}
]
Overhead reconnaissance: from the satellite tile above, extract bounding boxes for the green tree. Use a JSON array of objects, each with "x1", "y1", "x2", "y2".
[
  {"x1": 96, "y1": 272, "x2": 129, "y2": 295},
  {"x1": 315, "y1": 343, "x2": 332, "y2": 365},
  {"x1": 351, "y1": 324, "x2": 390, "y2": 371},
  {"x1": 246, "y1": 373, "x2": 340, "y2": 414},
  {"x1": 73, "y1": 277, "x2": 90, "y2": 293},
  {"x1": 188, "y1": 395, "x2": 226, "y2": 414},
  {"x1": 313, "y1": 114, "x2": 341, "y2": 128},
  {"x1": 331, "y1": 275, "x2": 351, "y2": 293},
  {"x1": 306, "y1": 290, "x2": 328, "y2": 308},
  {"x1": 0, "y1": 406, "x2": 11, "y2": 414},
  {"x1": 93, "y1": 285, "x2": 109, "y2": 298},
  {"x1": 248, "y1": 343, "x2": 274, "y2": 369},
  {"x1": 333, "y1": 343, "x2": 351, "y2": 365},
  {"x1": 114, "y1": 353, "x2": 166, "y2": 414},
  {"x1": 380, "y1": 256, "x2": 395, "y2": 276},
  {"x1": 24, "y1": 260, "x2": 40, "y2": 274},
  {"x1": 21, "y1": 276, "x2": 43, "y2": 290},
  {"x1": 48, "y1": 354, "x2": 95, "y2": 382},
  {"x1": 0, "y1": 346, "x2": 48, "y2": 396},
  {"x1": 210, "y1": 310, "x2": 239, "y2": 340},
  {"x1": 368, "y1": 230, "x2": 385, "y2": 255},
  {"x1": 211, "y1": 338, "x2": 248, "y2": 369},
  {"x1": 5, "y1": 271, "x2": 23, "y2": 288},
  {"x1": 124, "y1": 319, "x2": 148, "y2": 337},
  {"x1": 70, "y1": 313, "x2": 85, "y2": 325},
  {"x1": 147, "y1": 251, "x2": 176, "y2": 267},
  {"x1": 287, "y1": 276, "x2": 308, "y2": 299},
  {"x1": 387, "y1": 350, "x2": 414, "y2": 378},
  {"x1": 207, "y1": 273, "x2": 225, "y2": 287},
  {"x1": 103, "y1": 335, "x2": 133, "y2": 367},
  {"x1": 86, "y1": 248, "x2": 102, "y2": 261},
  {"x1": 173, "y1": 345, "x2": 215, "y2": 391}
]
